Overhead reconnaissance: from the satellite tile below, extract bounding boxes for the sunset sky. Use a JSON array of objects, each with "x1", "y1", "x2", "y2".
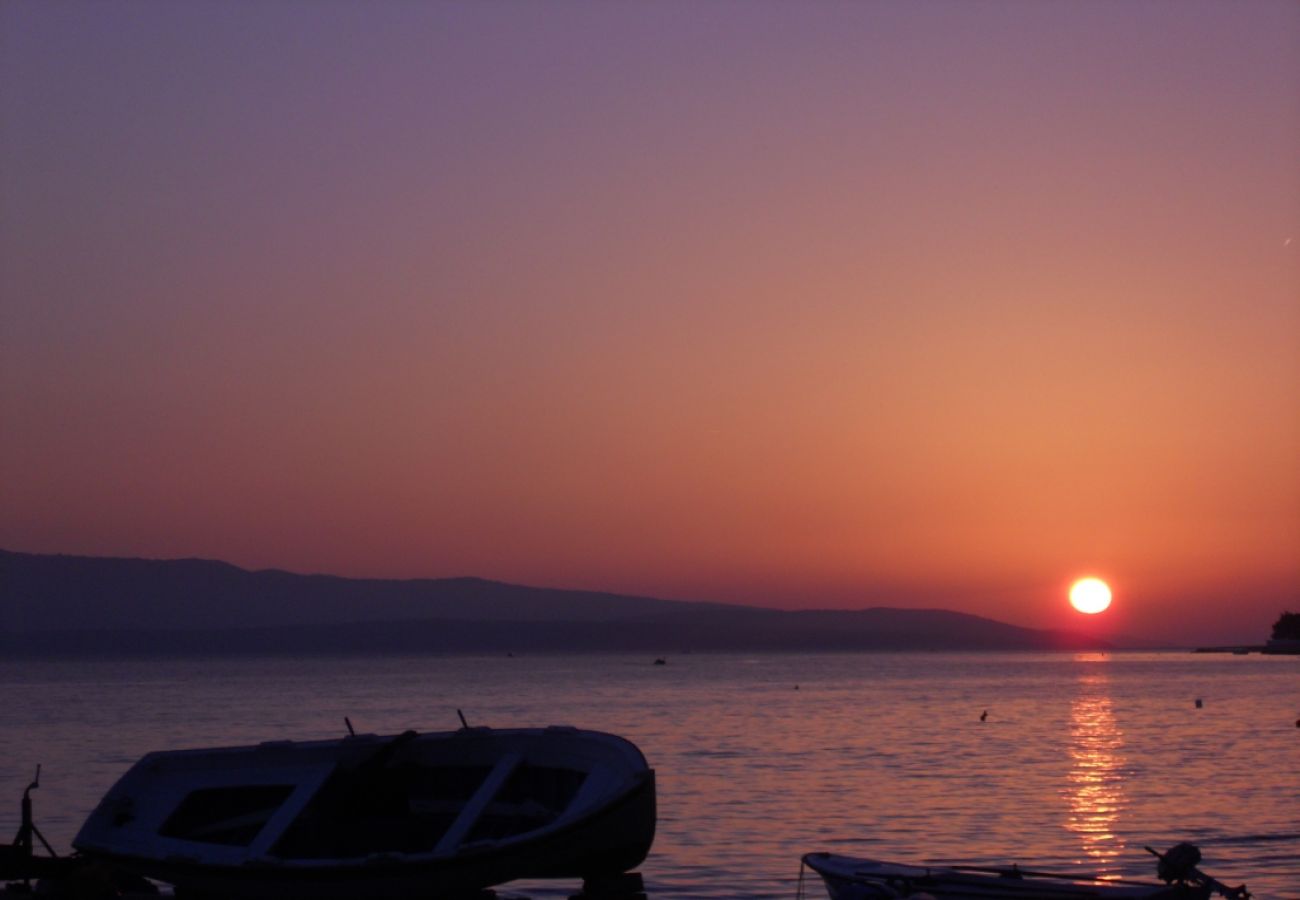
[{"x1": 2, "y1": 2, "x2": 1297, "y2": 644}]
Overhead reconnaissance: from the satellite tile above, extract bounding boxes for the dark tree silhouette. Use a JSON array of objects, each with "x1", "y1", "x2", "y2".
[{"x1": 1271, "y1": 611, "x2": 1300, "y2": 641}]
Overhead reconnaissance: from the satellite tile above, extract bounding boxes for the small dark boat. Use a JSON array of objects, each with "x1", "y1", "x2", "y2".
[
  {"x1": 74, "y1": 726, "x2": 655, "y2": 899},
  {"x1": 802, "y1": 846, "x2": 1249, "y2": 900}
]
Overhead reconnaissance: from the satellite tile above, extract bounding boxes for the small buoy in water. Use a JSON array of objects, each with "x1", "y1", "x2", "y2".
[
  {"x1": 980, "y1": 710, "x2": 988, "y2": 722},
  {"x1": 653, "y1": 658, "x2": 666, "y2": 666},
  {"x1": 1195, "y1": 698, "x2": 1203, "y2": 708},
  {"x1": 794, "y1": 684, "x2": 800, "y2": 690}
]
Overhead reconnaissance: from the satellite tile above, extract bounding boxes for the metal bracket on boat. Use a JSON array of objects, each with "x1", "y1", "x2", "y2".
[
  {"x1": 2, "y1": 768, "x2": 60, "y2": 888},
  {"x1": 16, "y1": 767, "x2": 56, "y2": 860}
]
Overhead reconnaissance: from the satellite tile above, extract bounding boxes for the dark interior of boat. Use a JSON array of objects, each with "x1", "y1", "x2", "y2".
[
  {"x1": 275, "y1": 759, "x2": 587, "y2": 858},
  {"x1": 156, "y1": 756, "x2": 589, "y2": 858},
  {"x1": 160, "y1": 785, "x2": 295, "y2": 847}
]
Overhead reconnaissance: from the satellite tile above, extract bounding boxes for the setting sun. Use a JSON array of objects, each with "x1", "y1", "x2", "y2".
[{"x1": 1069, "y1": 578, "x2": 1112, "y2": 615}]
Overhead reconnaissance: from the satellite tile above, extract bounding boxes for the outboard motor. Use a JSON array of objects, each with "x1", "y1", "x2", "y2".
[
  {"x1": 1157, "y1": 842, "x2": 1202, "y2": 884},
  {"x1": 1147, "y1": 843, "x2": 1251, "y2": 899}
]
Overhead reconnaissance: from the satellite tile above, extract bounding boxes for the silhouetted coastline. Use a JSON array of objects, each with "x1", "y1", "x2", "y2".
[
  {"x1": 0, "y1": 550, "x2": 1117, "y2": 657},
  {"x1": 1195, "y1": 611, "x2": 1300, "y2": 655}
]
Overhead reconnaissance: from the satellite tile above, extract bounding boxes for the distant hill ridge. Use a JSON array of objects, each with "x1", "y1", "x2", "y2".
[
  {"x1": 0, "y1": 549, "x2": 716, "y2": 631},
  {"x1": 0, "y1": 549, "x2": 1112, "y2": 655}
]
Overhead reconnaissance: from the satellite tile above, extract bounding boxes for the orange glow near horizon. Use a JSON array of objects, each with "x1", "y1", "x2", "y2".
[{"x1": 1, "y1": 2, "x2": 1297, "y2": 647}]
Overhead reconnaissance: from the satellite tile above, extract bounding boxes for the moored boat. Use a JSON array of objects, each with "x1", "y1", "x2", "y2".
[
  {"x1": 74, "y1": 725, "x2": 655, "y2": 899},
  {"x1": 801, "y1": 848, "x2": 1249, "y2": 900}
]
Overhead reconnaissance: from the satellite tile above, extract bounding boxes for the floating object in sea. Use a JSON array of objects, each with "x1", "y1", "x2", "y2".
[
  {"x1": 980, "y1": 710, "x2": 988, "y2": 722},
  {"x1": 73, "y1": 726, "x2": 656, "y2": 900},
  {"x1": 1195, "y1": 698, "x2": 1203, "y2": 708},
  {"x1": 653, "y1": 658, "x2": 666, "y2": 666}
]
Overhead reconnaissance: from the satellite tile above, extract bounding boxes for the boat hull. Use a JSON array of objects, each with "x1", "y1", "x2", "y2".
[
  {"x1": 89, "y1": 773, "x2": 653, "y2": 900},
  {"x1": 803, "y1": 852, "x2": 1213, "y2": 900},
  {"x1": 75, "y1": 727, "x2": 655, "y2": 899}
]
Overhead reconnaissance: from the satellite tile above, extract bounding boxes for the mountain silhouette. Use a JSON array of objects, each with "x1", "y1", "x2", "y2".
[{"x1": 1, "y1": 549, "x2": 1112, "y2": 656}]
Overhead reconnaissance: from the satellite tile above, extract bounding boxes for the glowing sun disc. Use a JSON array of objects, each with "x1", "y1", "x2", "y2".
[{"x1": 1069, "y1": 578, "x2": 1112, "y2": 614}]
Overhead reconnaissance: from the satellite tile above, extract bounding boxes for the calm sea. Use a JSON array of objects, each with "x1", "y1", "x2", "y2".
[{"x1": 0, "y1": 652, "x2": 1296, "y2": 899}]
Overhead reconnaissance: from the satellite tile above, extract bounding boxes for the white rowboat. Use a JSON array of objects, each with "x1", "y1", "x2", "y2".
[{"x1": 74, "y1": 726, "x2": 655, "y2": 899}]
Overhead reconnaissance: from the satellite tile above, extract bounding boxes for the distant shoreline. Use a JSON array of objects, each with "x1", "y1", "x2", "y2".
[
  {"x1": 1195, "y1": 644, "x2": 1300, "y2": 655},
  {"x1": 2, "y1": 548, "x2": 1134, "y2": 655},
  {"x1": 0, "y1": 619, "x2": 1125, "y2": 659},
  {"x1": 2, "y1": 632, "x2": 1206, "y2": 660}
]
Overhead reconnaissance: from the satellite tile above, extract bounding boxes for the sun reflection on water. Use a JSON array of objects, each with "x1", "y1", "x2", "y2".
[{"x1": 1066, "y1": 655, "x2": 1127, "y2": 873}]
